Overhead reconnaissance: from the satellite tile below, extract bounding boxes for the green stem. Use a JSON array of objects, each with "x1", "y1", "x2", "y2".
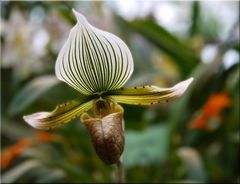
[{"x1": 115, "y1": 160, "x2": 125, "y2": 183}]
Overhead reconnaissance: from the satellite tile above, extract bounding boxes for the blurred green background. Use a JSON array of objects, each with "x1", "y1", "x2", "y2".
[{"x1": 0, "y1": 1, "x2": 239, "y2": 183}]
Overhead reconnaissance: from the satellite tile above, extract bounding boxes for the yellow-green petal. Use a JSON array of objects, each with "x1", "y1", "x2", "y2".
[
  {"x1": 106, "y1": 78, "x2": 193, "y2": 105},
  {"x1": 23, "y1": 97, "x2": 96, "y2": 130}
]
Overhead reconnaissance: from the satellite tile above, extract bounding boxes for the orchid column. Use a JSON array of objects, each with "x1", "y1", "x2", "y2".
[{"x1": 24, "y1": 9, "x2": 193, "y2": 165}]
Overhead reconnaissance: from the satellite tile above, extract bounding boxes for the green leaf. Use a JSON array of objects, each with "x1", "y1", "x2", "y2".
[
  {"x1": 1, "y1": 160, "x2": 42, "y2": 183},
  {"x1": 123, "y1": 124, "x2": 169, "y2": 167},
  {"x1": 190, "y1": 1, "x2": 200, "y2": 36},
  {"x1": 177, "y1": 147, "x2": 208, "y2": 181},
  {"x1": 116, "y1": 16, "x2": 200, "y2": 76},
  {"x1": 106, "y1": 78, "x2": 193, "y2": 105},
  {"x1": 8, "y1": 75, "x2": 59, "y2": 116},
  {"x1": 167, "y1": 47, "x2": 225, "y2": 137},
  {"x1": 23, "y1": 97, "x2": 96, "y2": 130},
  {"x1": 1, "y1": 119, "x2": 35, "y2": 139},
  {"x1": 35, "y1": 169, "x2": 65, "y2": 183}
]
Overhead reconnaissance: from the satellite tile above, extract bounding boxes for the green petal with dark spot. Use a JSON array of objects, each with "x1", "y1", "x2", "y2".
[
  {"x1": 106, "y1": 78, "x2": 193, "y2": 105},
  {"x1": 23, "y1": 96, "x2": 96, "y2": 130}
]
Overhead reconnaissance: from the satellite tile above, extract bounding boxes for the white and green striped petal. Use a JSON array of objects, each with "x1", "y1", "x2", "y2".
[
  {"x1": 106, "y1": 78, "x2": 193, "y2": 105},
  {"x1": 55, "y1": 9, "x2": 134, "y2": 95}
]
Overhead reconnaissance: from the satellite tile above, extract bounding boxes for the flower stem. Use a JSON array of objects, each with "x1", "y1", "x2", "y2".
[{"x1": 115, "y1": 160, "x2": 125, "y2": 183}]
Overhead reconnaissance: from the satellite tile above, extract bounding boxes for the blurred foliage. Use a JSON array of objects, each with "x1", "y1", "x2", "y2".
[
  {"x1": 116, "y1": 15, "x2": 200, "y2": 77},
  {"x1": 1, "y1": 1, "x2": 239, "y2": 183}
]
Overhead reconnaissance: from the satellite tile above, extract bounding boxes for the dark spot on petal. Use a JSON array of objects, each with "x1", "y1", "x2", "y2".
[
  {"x1": 134, "y1": 87, "x2": 137, "y2": 89},
  {"x1": 143, "y1": 86, "x2": 145, "y2": 88},
  {"x1": 72, "y1": 116, "x2": 76, "y2": 120},
  {"x1": 150, "y1": 102, "x2": 153, "y2": 105}
]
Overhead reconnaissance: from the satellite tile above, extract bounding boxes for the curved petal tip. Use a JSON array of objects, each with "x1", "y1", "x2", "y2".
[
  {"x1": 72, "y1": 8, "x2": 87, "y2": 24},
  {"x1": 173, "y1": 77, "x2": 194, "y2": 96},
  {"x1": 23, "y1": 112, "x2": 50, "y2": 130}
]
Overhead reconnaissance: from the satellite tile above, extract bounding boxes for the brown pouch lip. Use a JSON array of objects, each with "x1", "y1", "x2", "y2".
[{"x1": 81, "y1": 100, "x2": 124, "y2": 164}]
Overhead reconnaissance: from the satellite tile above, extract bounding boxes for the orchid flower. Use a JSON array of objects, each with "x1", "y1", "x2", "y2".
[{"x1": 23, "y1": 9, "x2": 193, "y2": 164}]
